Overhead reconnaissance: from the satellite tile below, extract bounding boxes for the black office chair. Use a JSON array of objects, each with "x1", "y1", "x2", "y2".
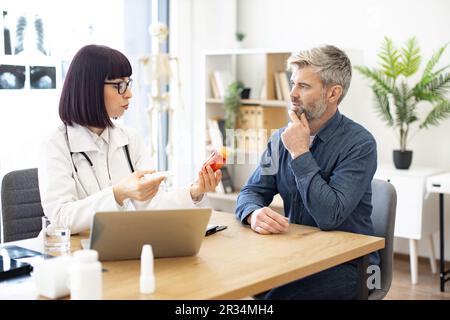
[
  {"x1": 368, "y1": 179, "x2": 397, "y2": 300},
  {"x1": 1, "y1": 168, "x2": 45, "y2": 242}
]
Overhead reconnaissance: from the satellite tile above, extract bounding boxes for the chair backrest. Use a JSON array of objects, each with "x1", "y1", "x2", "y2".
[
  {"x1": 1, "y1": 168, "x2": 44, "y2": 242},
  {"x1": 368, "y1": 179, "x2": 397, "y2": 300}
]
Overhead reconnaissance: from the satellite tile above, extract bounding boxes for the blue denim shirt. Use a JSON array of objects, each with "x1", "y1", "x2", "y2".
[{"x1": 236, "y1": 110, "x2": 379, "y2": 265}]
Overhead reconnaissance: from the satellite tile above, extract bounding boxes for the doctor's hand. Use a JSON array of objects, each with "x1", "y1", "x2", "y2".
[
  {"x1": 189, "y1": 166, "x2": 222, "y2": 202},
  {"x1": 113, "y1": 170, "x2": 165, "y2": 206},
  {"x1": 281, "y1": 111, "x2": 310, "y2": 159},
  {"x1": 246, "y1": 207, "x2": 289, "y2": 235}
]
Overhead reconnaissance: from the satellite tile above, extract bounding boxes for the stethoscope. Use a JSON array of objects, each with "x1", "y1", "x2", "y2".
[{"x1": 65, "y1": 125, "x2": 135, "y2": 195}]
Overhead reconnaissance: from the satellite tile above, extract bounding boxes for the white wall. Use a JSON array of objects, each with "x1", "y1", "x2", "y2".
[
  {"x1": 170, "y1": 0, "x2": 237, "y2": 185},
  {"x1": 237, "y1": 0, "x2": 450, "y2": 261}
]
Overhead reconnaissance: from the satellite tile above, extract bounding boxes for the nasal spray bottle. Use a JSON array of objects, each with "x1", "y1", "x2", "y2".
[{"x1": 140, "y1": 244, "x2": 155, "y2": 294}]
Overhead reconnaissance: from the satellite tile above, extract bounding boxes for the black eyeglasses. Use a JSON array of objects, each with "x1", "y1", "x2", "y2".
[{"x1": 104, "y1": 78, "x2": 133, "y2": 95}]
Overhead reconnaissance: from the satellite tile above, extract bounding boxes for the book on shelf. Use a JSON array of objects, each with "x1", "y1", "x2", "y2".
[
  {"x1": 274, "y1": 72, "x2": 282, "y2": 100},
  {"x1": 259, "y1": 81, "x2": 267, "y2": 100},
  {"x1": 212, "y1": 71, "x2": 234, "y2": 98},
  {"x1": 207, "y1": 119, "x2": 224, "y2": 150},
  {"x1": 277, "y1": 71, "x2": 291, "y2": 101},
  {"x1": 209, "y1": 73, "x2": 220, "y2": 98},
  {"x1": 217, "y1": 119, "x2": 227, "y2": 146},
  {"x1": 236, "y1": 105, "x2": 288, "y2": 153},
  {"x1": 238, "y1": 105, "x2": 287, "y2": 131}
]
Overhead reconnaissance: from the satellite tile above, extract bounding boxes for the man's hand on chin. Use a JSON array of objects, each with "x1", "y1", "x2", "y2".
[{"x1": 281, "y1": 110, "x2": 310, "y2": 159}]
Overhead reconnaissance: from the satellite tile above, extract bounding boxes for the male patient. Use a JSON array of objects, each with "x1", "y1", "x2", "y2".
[{"x1": 236, "y1": 45, "x2": 379, "y2": 300}]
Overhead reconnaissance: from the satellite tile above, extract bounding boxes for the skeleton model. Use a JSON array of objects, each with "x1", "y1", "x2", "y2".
[{"x1": 138, "y1": 22, "x2": 183, "y2": 186}]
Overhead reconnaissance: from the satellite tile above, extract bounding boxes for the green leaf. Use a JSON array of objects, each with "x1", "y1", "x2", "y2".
[
  {"x1": 223, "y1": 81, "x2": 244, "y2": 129},
  {"x1": 399, "y1": 37, "x2": 421, "y2": 77},
  {"x1": 357, "y1": 37, "x2": 450, "y2": 149},
  {"x1": 355, "y1": 66, "x2": 393, "y2": 93},
  {"x1": 399, "y1": 82, "x2": 417, "y2": 124},
  {"x1": 422, "y1": 43, "x2": 449, "y2": 80},
  {"x1": 430, "y1": 64, "x2": 450, "y2": 78},
  {"x1": 415, "y1": 43, "x2": 449, "y2": 92},
  {"x1": 419, "y1": 100, "x2": 450, "y2": 129},
  {"x1": 392, "y1": 86, "x2": 407, "y2": 127},
  {"x1": 378, "y1": 37, "x2": 402, "y2": 80},
  {"x1": 372, "y1": 86, "x2": 394, "y2": 127},
  {"x1": 414, "y1": 72, "x2": 450, "y2": 102}
]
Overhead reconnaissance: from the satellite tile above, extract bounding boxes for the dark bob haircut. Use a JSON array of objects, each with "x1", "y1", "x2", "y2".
[{"x1": 59, "y1": 44, "x2": 132, "y2": 128}]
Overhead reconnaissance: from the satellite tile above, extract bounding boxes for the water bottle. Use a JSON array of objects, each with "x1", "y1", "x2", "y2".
[{"x1": 70, "y1": 250, "x2": 102, "y2": 300}]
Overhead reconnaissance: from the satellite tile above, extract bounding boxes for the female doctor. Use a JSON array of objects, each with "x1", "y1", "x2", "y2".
[{"x1": 38, "y1": 45, "x2": 222, "y2": 234}]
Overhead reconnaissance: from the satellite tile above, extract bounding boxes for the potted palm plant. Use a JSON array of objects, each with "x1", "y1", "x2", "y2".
[{"x1": 356, "y1": 37, "x2": 450, "y2": 169}]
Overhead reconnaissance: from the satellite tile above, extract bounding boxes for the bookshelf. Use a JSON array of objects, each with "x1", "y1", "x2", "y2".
[{"x1": 203, "y1": 50, "x2": 292, "y2": 210}]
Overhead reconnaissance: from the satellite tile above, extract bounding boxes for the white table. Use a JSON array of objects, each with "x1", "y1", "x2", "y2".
[
  {"x1": 427, "y1": 172, "x2": 450, "y2": 292},
  {"x1": 375, "y1": 165, "x2": 443, "y2": 284}
]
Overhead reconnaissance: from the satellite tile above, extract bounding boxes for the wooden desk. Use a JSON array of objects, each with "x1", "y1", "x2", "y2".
[{"x1": 1, "y1": 211, "x2": 384, "y2": 300}]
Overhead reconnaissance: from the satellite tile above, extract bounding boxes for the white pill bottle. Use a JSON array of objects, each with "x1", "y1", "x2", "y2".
[{"x1": 69, "y1": 250, "x2": 102, "y2": 300}]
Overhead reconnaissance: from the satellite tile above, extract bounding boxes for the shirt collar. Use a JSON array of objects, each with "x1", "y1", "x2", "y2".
[
  {"x1": 109, "y1": 124, "x2": 129, "y2": 149},
  {"x1": 86, "y1": 126, "x2": 111, "y2": 144},
  {"x1": 99, "y1": 127, "x2": 110, "y2": 144},
  {"x1": 66, "y1": 124, "x2": 99, "y2": 153},
  {"x1": 66, "y1": 124, "x2": 128, "y2": 152},
  {"x1": 314, "y1": 110, "x2": 343, "y2": 143}
]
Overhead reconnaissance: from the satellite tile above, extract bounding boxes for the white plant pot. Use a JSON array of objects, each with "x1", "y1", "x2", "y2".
[{"x1": 235, "y1": 41, "x2": 244, "y2": 49}]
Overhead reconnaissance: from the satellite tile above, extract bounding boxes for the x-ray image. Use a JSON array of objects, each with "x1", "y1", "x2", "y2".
[
  {"x1": 2, "y1": 10, "x2": 50, "y2": 56},
  {"x1": 30, "y1": 66, "x2": 56, "y2": 89},
  {"x1": 0, "y1": 64, "x2": 26, "y2": 89},
  {"x1": 3, "y1": 11, "x2": 12, "y2": 55}
]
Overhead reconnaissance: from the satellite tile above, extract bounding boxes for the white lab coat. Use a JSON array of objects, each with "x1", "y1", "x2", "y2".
[{"x1": 38, "y1": 123, "x2": 204, "y2": 234}]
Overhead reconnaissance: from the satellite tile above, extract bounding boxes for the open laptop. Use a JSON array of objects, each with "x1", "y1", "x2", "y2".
[{"x1": 84, "y1": 208, "x2": 212, "y2": 261}]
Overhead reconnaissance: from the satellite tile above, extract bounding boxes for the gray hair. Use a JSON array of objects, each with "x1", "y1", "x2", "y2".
[{"x1": 287, "y1": 45, "x2": 352, "y2": 105}]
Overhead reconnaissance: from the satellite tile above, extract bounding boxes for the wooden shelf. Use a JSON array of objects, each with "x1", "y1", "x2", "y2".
[
  {"x1": 206, "y1": 98, "x2": 289, "y2": 108},
  {"x1": 206, "y1": 98, "x2": 224, "y2": 104}
]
